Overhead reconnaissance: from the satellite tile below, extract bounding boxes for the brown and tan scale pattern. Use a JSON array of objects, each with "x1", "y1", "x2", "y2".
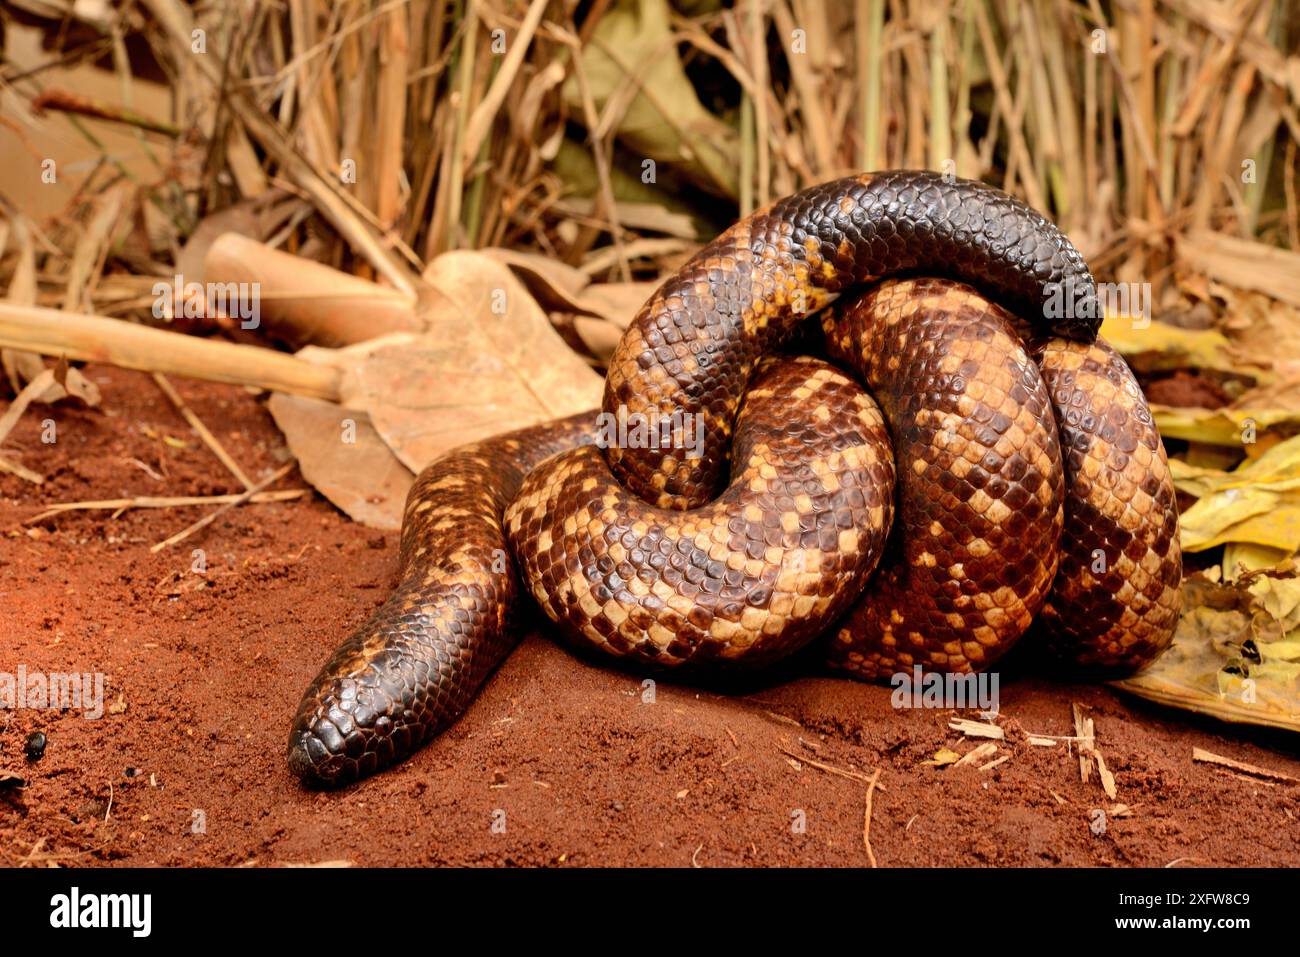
[
  {"x1": 287, "y1": 172, "x2": 1180, "y2": 790},
  {"x1": 1029, "y1": 337, "x2": 1183, "y2": 672},
  {"x1": 505, "y1": 357, "x2": 895, "y2": 668},
  {"x1": 287, "y1": 414, "x2": 593, "y2": 787},
  {"x1": 602, "y1": 170, "x2": 1099, "y2": 510},
  {"x1": 821, "y1": 278, "x2": 1065, "y2": 677}
]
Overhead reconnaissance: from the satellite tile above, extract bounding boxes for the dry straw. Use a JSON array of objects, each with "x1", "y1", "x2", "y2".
[{"x1": 0, "y1": 0, "x2": 1294, "y2": 315}]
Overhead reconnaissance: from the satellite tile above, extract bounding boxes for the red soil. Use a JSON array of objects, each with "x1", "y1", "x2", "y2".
[{"x1": 1, "y1": 365, "x2": 1298, "y2": 867}]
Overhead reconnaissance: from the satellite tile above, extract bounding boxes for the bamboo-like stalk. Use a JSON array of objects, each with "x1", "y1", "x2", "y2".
[
  {"x1": 0, "y1": 306, "x2": 342, "y2": 401},
  {"x1": 857, "y1": 0, "x2": 885, "y2": 171},
  {"x1": 927, "y1": 4, "x2": 951, "y2": 172}
]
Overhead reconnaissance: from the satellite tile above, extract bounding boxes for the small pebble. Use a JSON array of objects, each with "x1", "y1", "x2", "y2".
[
  {"x1": 125, "y1": 766, "x2": 140, "y2": 778},
  {"x1": 24, "y1": 732, "x2": 47, "y2": 761}
]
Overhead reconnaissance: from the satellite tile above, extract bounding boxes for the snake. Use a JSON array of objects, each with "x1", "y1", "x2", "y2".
[{"x1": 287, "y1": 170, "x2": 1183, "y2": 788}]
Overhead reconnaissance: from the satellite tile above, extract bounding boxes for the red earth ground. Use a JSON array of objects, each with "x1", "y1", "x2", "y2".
[{"x1": 1, "y1": 364, "x2": 1298, "y2": 867}]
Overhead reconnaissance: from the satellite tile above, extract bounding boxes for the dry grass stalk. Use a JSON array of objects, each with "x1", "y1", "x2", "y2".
[
  {"x1": 1, "y1": 0, "x2": 1291, "y2": 330},
  {"x1": 151, "y1": 373, "x2": 254, "y2": 490},
  {"x1": 25, "y1": 489, "x2": 308, "y2": 525},
  {"x1": 149, "y1": 460, "x2": 298, "y2": 552},
  {"x1": 1191, "y1": 746, "x2": 1300, "y2": 784},
  {"x1": 0, "y1": 305, "x2": 342, "y2": 401}
]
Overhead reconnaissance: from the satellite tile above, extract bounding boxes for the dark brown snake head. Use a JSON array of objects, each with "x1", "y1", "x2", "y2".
[
  {"x1": 288, "y1": 415, "x2": 595, "y2": 788},
  {"x1": 289, "y1": 171, "x2": 1177, "y2": 789}
]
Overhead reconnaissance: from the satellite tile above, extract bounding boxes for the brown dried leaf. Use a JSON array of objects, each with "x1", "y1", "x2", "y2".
[
  {"x1": 267, "y1": 394, "x2": 413, "y2": 530},
  {"x1": 332, "y1": 251, "x2": 602, "y2": 472}
]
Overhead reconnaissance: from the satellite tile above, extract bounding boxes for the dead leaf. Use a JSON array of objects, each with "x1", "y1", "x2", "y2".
[
  {"x1": 925, "y1": 747, "x2": 961, "y2": 767},
  {"x1": 564, "y1": 0, "x2": 738, "y2": 198},
  {"x1": 1178, "y1": 231, "x2": 1300, "y2": 308},
  {"x1": 1178, "y1": 435, "x2": 1300, "y2": 554},
  {"x1": 1112, "y1": 565, "x2": 1300, "y2": 733},
  {"x1": 267, "y1": 394, "x2": 413, "y2": 530},
  {"x1": 333, "y1": 251, "x2": 602, "y2": 472}
]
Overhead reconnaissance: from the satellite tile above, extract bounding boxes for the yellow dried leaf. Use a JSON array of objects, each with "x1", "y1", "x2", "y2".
[
  {"x1": 1248, "y1": 577, "x2": 1300, "y2": 632},
  {"x1": 1177, "y1": 435, "x2": 1300, "y2": 553},
  {"x1": 1113, "y1": 567, "x2": 1300, "y2": 733},
  {"x1": 925, "y1": 748, "x2": 961, "y2": 767},
  {"x1": 1153, "y1": 406, "x2": 1300, "y2": 445},
  {"x1": 1223, "y1": 542, "x2": 1291, "y2": 579},
  {"x1": 1099, "y1": 315, "x2": 1239, "y2": 374}
]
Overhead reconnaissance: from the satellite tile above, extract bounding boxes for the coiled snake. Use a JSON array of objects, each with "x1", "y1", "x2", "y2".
[{"x1": 287, "y1": 171, "x2": 1183, "y2": 788}]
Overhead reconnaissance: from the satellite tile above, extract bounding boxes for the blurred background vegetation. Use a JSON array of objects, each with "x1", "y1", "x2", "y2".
[{"x1": 1, "y1": 0, "x2": 1297, "y2": 306}]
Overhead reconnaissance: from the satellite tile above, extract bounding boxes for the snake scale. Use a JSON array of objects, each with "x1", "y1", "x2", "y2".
[{"x1": 287, "y1": 171, "x2": 1183, "y2": 787}]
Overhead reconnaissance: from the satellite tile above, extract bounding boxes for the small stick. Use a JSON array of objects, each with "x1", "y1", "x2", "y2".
[
  {"x1": 0, "y1": 368, "x2": 54, "y2": 446},
  {"x1": 26, "y1": 489, "x2": 308, "y2": 523},
  {"x1": 949, "y1": 717, "x2": 1005, "y2": 740},
  {"x1": 0, "y1": 305, "x2": 342, "y2": 400},
  {"x1": 1192, "y1": 747, "x2": 1300, "y2": 784},
  {"x1": 152, "y1": 373, "x2": 254, "y2": 489},
  {"x1": 1096, "y1": 751, "x2": 1118, "y2": 800},
  {"x1": 150, "y1": 461, "x2": 297, "y2": 553},
  {"x1": 0, "y1": 368, "x2": 56, "y2": 485},
  {"x1": 0, "y1": 455, "x2": 43, "y2": 484},
  {"x1": 1073, "y1": 703, "x2": 1095, "y2": 784},
  {"x1": 954, "y1": 742, "x2": 999, "y2": 768},
  {"x1": 31, "y1": 88, "x2": 181, "y2": 137},
  {"x1": 862, "y1": 768, "x2": 882, "y2": 868},
  {"x1": 776, "y1": 744, "x2": 887, "y2": 791}
]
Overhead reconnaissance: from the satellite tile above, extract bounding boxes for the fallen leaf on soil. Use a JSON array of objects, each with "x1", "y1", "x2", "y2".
[
  {"x1": 483, "y1": 247, "x2": 655, "y2": 362},
  {"x1": 1178, "y1": 435, "x2": 1300, "y2": 555},
  {"x1": 1151, "y1": 404, "x2": 1300, "y2": 446},
  {"x1": 1112, "y1": 565, "x2": 1300, "y2": 733},
  {"x1": 267, "y1": 394, "x2": 413, "y2": 530},
  {"x1": 1100, "y1": 315, "x2": 1242, "y2": 375},
  {"x1": 925, "y1": 747, "x2": 961, "y2": 767},
  {"x1": 1213, "y1": 284, "x2": 1300, "y2": 374},
  {"x1": 330, "y1": 251, "x2": 602, "y2": 473},
  {"x1": 252, "y1": 250, "x2": 602, "y2": 519}
]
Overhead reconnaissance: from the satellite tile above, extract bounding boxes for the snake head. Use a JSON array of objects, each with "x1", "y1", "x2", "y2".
[
  {"x1": 286, "y1": 599, "x2": 434, "y2": 788},
  {"x1": 287, "y1": 666, "x2": 410, "y2": 789},
  {"x1": 288, "y1": 578, "x2": 514, "y2": 788}
]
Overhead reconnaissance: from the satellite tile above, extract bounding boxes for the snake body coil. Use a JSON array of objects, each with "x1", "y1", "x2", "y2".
[{"x1": 288, "y1": 171, "x2": 1182, "y2": 788}]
